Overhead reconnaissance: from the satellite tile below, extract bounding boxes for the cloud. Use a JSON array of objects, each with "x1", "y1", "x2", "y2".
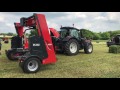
[
  {"x1": 0, "y1": 12, "x2": 120, "y2": 33},
  {"x1": 47, "y1": 21, "x2": 59, "y2": 30},
  {"x1": 94, "y1": 16, "x2": 108, "y2": 21},
  {"x1": 0, "y1": 16, "x2": 4, "y2": 22}
]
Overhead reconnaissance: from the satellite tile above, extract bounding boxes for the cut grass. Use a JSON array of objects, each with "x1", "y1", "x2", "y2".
[{"x1": 0, "y1": 40, "x2": 120, "y2": 78}]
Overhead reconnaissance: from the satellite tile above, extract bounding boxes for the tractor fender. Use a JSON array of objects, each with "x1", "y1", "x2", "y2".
[
  {"x1": 83, "y1": 39, "x2": 92, "y2": 44},
  {"x1": 83, "y1": 40, "x2": 92, "y2": 47}
]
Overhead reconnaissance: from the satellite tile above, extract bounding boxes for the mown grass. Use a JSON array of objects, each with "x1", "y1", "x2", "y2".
[{"x1": 0, "y1": 40, "x2": 120, "y2": 78}]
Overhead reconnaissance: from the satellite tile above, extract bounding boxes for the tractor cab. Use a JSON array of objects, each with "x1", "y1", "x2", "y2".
[{"x1": 60, "y1": 27, "x2": 81, "y2": 40}]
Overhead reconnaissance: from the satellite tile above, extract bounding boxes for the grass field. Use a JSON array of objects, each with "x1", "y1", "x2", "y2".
[{"x1": 0, "y1": 40, "x2": 120, "y2": 78}]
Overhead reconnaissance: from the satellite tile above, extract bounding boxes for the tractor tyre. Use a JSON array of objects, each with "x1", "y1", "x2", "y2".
[
  {"x1": 7, "y1": 50, "x2": 18, "y2": 61},
  {"x1": 64, "y1": 39, "x2": 79, "y2": 56},
  {"x1": 21, "y1": 58, "x2": 41, "y2": 73},
  {"x1": 84, "y1": 43, "x2": 93, "y2": 54}
]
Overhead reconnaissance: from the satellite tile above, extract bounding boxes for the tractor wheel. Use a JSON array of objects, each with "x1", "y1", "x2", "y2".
[
  {"x1": 21, "y1": 58, "x2": 41, "y2": 73},
  {"x1": 64, "y1": 39, "x2": 79, "y2": 56},
  {"x1": 7, "y1": 50, "x2": 18, "y2": 61},
  {"x1": 84, "y1": 43, "x2": 93, "y2": 54}
]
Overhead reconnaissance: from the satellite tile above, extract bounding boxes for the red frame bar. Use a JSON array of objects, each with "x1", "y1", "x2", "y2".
[{"x1": 35, "y1": 14, "x2": 57, "y2": 64}]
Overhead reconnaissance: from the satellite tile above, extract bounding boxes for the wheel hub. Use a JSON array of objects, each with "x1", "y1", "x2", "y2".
[
  {"x1": 70, "y1": 42, "x2": 77, "y2": 53},
  {"x1": 88, "y1": 45, "x2": 92, "y2": 52},
  {"x1": 28, "y1": 60, "x2": 38, "y2": 71}
]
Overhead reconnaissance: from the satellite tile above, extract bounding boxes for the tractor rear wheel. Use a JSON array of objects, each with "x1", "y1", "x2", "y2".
[
  {"x1": 84, "y1": 43, "x2": 93, "y2": 54},
  {"x1": 64, "y1": 39, "x2": 79, "y2": 56},
  {"x1": 7, "y1": 50, "x2": 18, "y2": 61},
  {"x1": 21, "y1": 58, "x2": 41, "y2": 73}
]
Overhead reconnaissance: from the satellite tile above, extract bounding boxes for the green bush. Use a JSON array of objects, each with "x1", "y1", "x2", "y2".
[{"x1": 109, "y1": 45, "x2": 120, "y2": 54}]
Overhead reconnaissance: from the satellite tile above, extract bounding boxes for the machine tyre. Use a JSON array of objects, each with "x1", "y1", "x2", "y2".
[
  {"x1": 21, "y1": 58, "x2": 41, "y2": 73},
  {"x1": 64, "y1": 39, "x2": 79, "y2": 56},
  {"x1": 7, "y1": 50, "x2": 18, "y2": 61},
  {"x1": 84, "y1": 43, "x2": 93, "y2": 54}
]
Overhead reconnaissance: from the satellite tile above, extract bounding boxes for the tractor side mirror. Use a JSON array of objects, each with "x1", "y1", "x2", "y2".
[{"x1": 20, "y1": 17, "x2": 26, "y2": 26}]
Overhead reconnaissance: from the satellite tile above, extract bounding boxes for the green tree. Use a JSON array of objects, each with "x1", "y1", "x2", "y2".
[
  {"x1": 100, "y1": 32, "x2": 110, "y2": 40},
  {"x1": 29, "y1": 29, "x2": 38, "y2": 37},
  {"x1": 7, "y1": 32, "x2": 13, "y2": 36},
  {"x1": 80, "y1": 29, "x2": 94, "y2": 39},
  {"x1": 93, "y1": 33, "x2": 101, "y2": 40}
]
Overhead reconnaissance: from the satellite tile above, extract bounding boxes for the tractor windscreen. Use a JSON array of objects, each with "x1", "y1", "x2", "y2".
[
  {"x1": 60, "y1": 29, "x2": 69, "y2": 38},
  {"x1": 70, "y1": 29, "x2": 80, "y2": 39},
  {"x1": 60, "y1": 28, "x2": 81, "y2": 39}
]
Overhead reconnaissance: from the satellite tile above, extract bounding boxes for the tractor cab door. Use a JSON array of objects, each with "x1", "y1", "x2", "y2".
[
  {"x1": 60, "y1": 29, "x2": 69, "y2": 39},
  {"x1": 70, "y1": 29, "x2": 81, "y2": 40}
]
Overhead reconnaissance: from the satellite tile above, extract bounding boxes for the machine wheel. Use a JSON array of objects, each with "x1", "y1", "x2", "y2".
[
  {"x1": 64, "y1": 39, "x2": 79, "y2": 56},
  {"x1": 7, "y1": 50, "x2": 18, "y2": 61},
  {"x1": 107, "y1": 42, "x2": 115, "y2": 47},
  {"x1": 84, "y1": 43, "x2": 93, "y2": 54},
  {"x1": 21, "y1": 58, "x2": 41, "y2": 73}
]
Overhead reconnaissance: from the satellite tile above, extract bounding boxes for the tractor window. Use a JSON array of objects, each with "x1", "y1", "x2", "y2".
[
  {"x1": 60, "y1": 29, "x2": 68, "y2": 38},
  {"x1": 70, "y1": 29, "x2": 80, "y2": 39}
]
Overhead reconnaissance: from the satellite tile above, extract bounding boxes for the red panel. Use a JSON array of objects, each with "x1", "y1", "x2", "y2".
[
  {"x1": 24, "y1": 38, "x2": 29, "y2": 49},
  {"x1": 26, "y1": 18, "x2": 35, "y2": 26},
  {"x1": 35, "y1": 14, "x2": 57, "y2": 64},
  {"x1": 18, "y1": 27, "x2": 23, "y2": 37},
  {"x1": 15, "y1": 23, "x2": 24, "y2": 37},
  {"x1": 49, "y1": 28, "x2": 60, "y2": 38}
]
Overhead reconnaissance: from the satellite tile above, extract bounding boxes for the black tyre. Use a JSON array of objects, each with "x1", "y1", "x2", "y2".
[
  {"x1": 21, "y1": 58, "x2": 41, "y2": 73},
  {"x1": 107, "y1": 42, "x2": 115, "y2": 47},
  {"x1": 7, "y1": 50, "x2": 18, "y2": 61},
  {"x1": 84, "y1": 43, "x2": 93, "y2": 54},
  {"x1": 64, "y1": 39, "x2": 79, "y2": 56}
]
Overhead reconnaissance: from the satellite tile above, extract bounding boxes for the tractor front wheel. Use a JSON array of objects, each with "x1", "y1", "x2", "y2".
[
  {"x1": 64, "y1": 39, "x2": 79, "y2": 56},
  {"x1": 84, "y1": 43, "x2": 93, "y2": 54},
  {"x1": 20, "y1": 58, "x2": 41, "y2": 73}
]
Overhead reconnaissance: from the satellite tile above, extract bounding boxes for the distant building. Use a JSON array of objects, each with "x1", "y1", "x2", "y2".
[
  {"x1": 0, "y1": 35, "x2": 4, "y2": 38},
  {"x1": 0, "y1": 35, "x2": 13, "y2": 39}
]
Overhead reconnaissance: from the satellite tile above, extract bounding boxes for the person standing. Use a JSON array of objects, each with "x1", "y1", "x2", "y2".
[{"x1": 0, "y1": 38, "x2": 2, "y2": 55}]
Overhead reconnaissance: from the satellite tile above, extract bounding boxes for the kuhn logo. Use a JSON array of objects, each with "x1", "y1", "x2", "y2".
[{"x1": 33, "y1": 44, "x2": 40, "y2": 46}]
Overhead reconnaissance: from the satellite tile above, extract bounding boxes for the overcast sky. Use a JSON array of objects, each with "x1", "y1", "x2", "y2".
[{"x1": 0, "y1": 12, "x2": 120, "y2": 33}]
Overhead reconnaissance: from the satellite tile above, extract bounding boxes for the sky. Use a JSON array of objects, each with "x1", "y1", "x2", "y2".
[{"x1": 0, "y1": 12, "x2": 120, "y2": 33}]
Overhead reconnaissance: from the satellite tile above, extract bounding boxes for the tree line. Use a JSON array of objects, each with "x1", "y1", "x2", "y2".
[
  {"x1": 81, "y1": 29, "x2": 120, "y2": 40},
  {"x1": 0, "y1": 32, "x2": 16, "y2": 36},
  {"x1": 1, "y1": 29, "x2": 120, "y2": 40}
]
